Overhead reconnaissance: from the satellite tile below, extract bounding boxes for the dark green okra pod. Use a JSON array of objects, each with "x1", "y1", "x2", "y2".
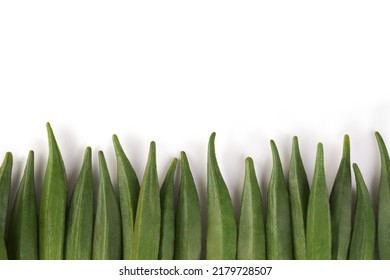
[
  {"x1": 306, "y1": 143, "x2": 331, "y2": 260},
  {"x1": 175, "y1": 152, "x2": 202, "y2": 260},
  {"x1": 237, "y1": 157, "x2": 265, "y2": 260},
  {"x1": 330, "y1": 135, "x2": 352, "y2": 260},
  {"x1": 65, "y1": 147, "x2": 94, "y2": 260},
  {"x1": 159, "y1": 158, "x2": 177, "y2": 260},
  {"x1": 7, "y1": 151, "x2": 38, "y2": 260},
  {"x1": 113, "y1": 135, "x2": 140, "y2": 260},
  {"x1": 207, "y1": 133, "x2": 237, "y2": 260},
  {"x1": 349, "y1": 164, "x2": 375, "y2": 260},
  {"x1": 39, "y1": 123, "x2": 67, "y2": 260},
  {"x1": 0, "y1": 152, "x2": 13, "y2": 236}
]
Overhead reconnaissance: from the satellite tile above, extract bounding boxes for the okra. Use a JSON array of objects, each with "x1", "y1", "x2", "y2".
[
  {"x1": 65, "y1": 147, "x2": 94, "y2": 260},
  {"x1": 131, "y1": 142, "x2": 160, "y2": 260},
  {"x1": 113, "y1": 135, "x2": 140, "y2": 260},
  {"x1": 287, "y1": 137, "x2": 309, "y2": 260},
  {"x1": 158, "y1": 158, "x2": 177, "y2": 260},
  {"x1": 375, "y1": 131, "x2": 390, "y2": 259},
  {"x1": 175, "y1": 151, "x2": 202, "y2": 260},
  {"x1": 39, "y1": 123, "x2": 67, "y2": 260},
  {"x1": 0, "y1": 230, "x2": 6, "y2": 260},
  {"x1": 206, "y1": 133, "x2": 237, "y2": 260},
  {"x1": 349, "y1": 164, "x2": 375, "y2": 260},
  {"x1": 92, "y1": 151, "x2": 122, "y2": 260},
  {"x1": 0, "y1": 152, "x2": 13, "y2": 236},
  {"x1": 266, "y1": 140, "x2": 293, "y2": 260},
  {"x1": 237, "y1": 157, "x2": 265, "y2": 260},
  {"x1": 330, "y1": 135, "x2": 352, "y2": 259},
  {"x1": 306, "y1": 143, "x2": 331, "y2": 260},
  {"x1": 7, "y1": 151, "x2": 38, "y2": 260}
]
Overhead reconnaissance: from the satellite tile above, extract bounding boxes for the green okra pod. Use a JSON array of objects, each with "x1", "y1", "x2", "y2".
[
  {"x1": 0, "y1": 152, "x2": 13, "y2": 236},
  {"x1": 237, "y1": 157, "x2": 265, "y2": 260},
  {"x1": 39, "y1": 123, "x2": 67, "y2": 260},
  {"x1": 158, "y1": 158, "x2": 177, "y2": 260},
  {"x1": 175, "y1": 151, "x2": 202, "y2": 260},
  {"x1": 330, "y1": 135, "x2": 352, "y2": 260},
  {"x1": 113, "y1": 135, "x2": 140, "y2": 260},
  {"x1": 0, "y1": 230, "x2": 6, "y2": 260},
  {"x1": 375, "y1": 131, "x2": 390, "y2": 259},
  {"x1": 206, "y1": 133, "x2": 236, "y2": 260},
  {"x1": 306, "y1": 143, "x2": 331, "y2": 260},
  {"x1": 266, "y1": 140, "x2": 293, "y2": 260},
  {"x1": 65, "y1": 147, "x2": 94, "y2": 260},
  {"x1": 131, "y1": 142, "x2": 161, "y2": 260},
  {"x1": 287, "y1": 136, "x2": 309, "y2": 260},
  {"x1": 92, "y1": 151, "x2": 122, "y2": 260},
  {"x1": 7, "y1": 151, "x2": 38, "y2": 260},
  {"x1": 349, "y1": 164, "x2": 375, "y2": 260}
]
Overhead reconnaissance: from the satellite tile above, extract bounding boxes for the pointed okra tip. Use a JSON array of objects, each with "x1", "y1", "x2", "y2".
[
  {"x1": 316, "y1": 143, "x2": 324, "y2": 162},
  {"x1": 342, "y1": 134, "x2": 350, "y2": 158},
  {"x1": 245, "y1": 156, "x2": 254, "y2": 168},
  {"x1": 112, "y1": 134, "x2": 122, "y2": 153},
  {"x1": 4, "y1": 151, "x2": 13, "y2": 163}
]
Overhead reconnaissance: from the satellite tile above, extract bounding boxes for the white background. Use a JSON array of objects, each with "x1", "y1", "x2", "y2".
[{"x1": 0, "y1": 0, "x2": 390, "y2": 266}]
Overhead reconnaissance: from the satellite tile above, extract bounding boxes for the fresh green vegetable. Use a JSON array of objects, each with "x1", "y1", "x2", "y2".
[
  {"x1": 158, "y1": 158, "x2": 177, "y2": 260},
  {"x1": 65, "y1": 147, "x2": 94, "y2": 260},
  {"x1": 175, "y1": 151, "x2": 202, "y2": 260},
  {"x1": 131, "y1": 142, "x2": 161, "y2": 260},
  {"x1": 0, "y1": 230, "x2": 7, "y2": 260},
  {"x1": 206, "y1": 133, "x2": 236, "y2": 260},
  {"x1": 39, "y1": 123, "x2": 67, "y2": 260},
  {"x1": 92, "y1": 151, "x2": 122, "y2": 260},
  {"x1": 349, "y1": 163, "x2": 375, "y2": 260},
  {"x1": 375, "y1": 131, "x2": 390, "y2": 259},
  {"x1": 266, "y1": 140, "x2": 293, "y2": 260},
  {"x1": 0, "y1": 152, "x2": 13, "y2": 236},
  {"x1": 113, "y1": 135, "x2": 140, "y2": 260},
  {"x1": 306, "y1": 143, "x2": 331, "y2": 260},
  {"x1": 7, "y1": 151, "x2": 38, "y2": 260},
  {"x1": 330, "y1": 135, "x2": 352, "y2": 260},
  {"x1": 237, "y1": 157, "x2": 265, "y2": 260},
  {"x1": 287, "y1": 136, "x2": 309, "y2": 260}
]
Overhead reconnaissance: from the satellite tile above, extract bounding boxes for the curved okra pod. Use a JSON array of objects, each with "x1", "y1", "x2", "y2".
[
  {"x1": 92, "y1": 151, "x2": 122, "y2": 260},
  {"x1": 330, "y1": 135, "x2": 352, "y2": 259},
  {"x1": 39, "y1": 123, "x2": 67, "y2": 260},
  {"x1": 349, "y1": 164, "x2": 375, "y2": 260},
  {"x1": 175, "y1": 152, "x2": 202, "y2": 260},
  {"x1": 287, "y1": 137, "x2": 309, "y2": 260},
  {"x1": 113, "y1": 135, "x2": 140, "y2": 260},
  {"x1": 65, "y1": 147, "x2": 94, "y2": 260},
  {"x1": 207, "y1": 133, "x2": 237, "y2": 260},
  {"x1": 375, "y1": 131, "x2": 390, "y2": 259},
  {"x1": 131, "y1": 142, "x2": 161, "y2": 260},
  {"x1": 7, "y1": 151, "x2": 38, "y2": 260},
  {"x1": 266, "y1": 140, "x2": 293, "y2": 260},
  {"x1": 158, "y1": 158, "x2": 177, "y2": 260},
  {"x1": 306, "y1": 143, "x2": 331, "y2": 260},
  {"x1": 237, "y1": 157, "x2": 265, "y2": 260}
]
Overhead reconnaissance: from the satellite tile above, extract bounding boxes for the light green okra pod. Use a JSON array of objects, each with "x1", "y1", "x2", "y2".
[
  {"x1": 306, "y1": 143, "x2": 331, "y2": 260},
  {"x1": 175, "y1": 151, "x2": 202, "y2": 260},
  {"x1": 131, "y1": 142, "x2": 161, "y2": 260},
  {"x1": 375, "y1": 131, "x2": 390, "y2": 259},
  {"x1": 288, "y1": 137, "x2": 309, "y2": 260},
  {"x1": 330, "y1": 135, "x2": 352, "y2": 260},
  {"x1": 113, "y1": 135, "x2": 140, "y2": 260},
  {"x1": 0, "y1": 152, "x2": 13, "y2": 236},
  {"x1": 266, "y1": 140, "x2": 293, "y2": 260},
  {"x1": 39, "y1": 123, "x2": 67, "y2": 260},
  {"x1": 237, "y1": 157, "x2": 265, "y2": 260},
  {"x1": 7, "y1": 151, "x2": 38, "y2": 260},
  {"x1": 207, "y1": 133, "x2": 237, "y2": 260},
  {"x1": 65, "y1": 147, "x2": 94, "y2": 260},
  {"x1": 92, "y1": 151, "x2": 122, "y2": 260},
  {"x1": 349, "y1": 163, "x2": 375, "y2": 260},
  {"x1": 158, "y1": 158, "x2": 177, "y2": 260}
]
